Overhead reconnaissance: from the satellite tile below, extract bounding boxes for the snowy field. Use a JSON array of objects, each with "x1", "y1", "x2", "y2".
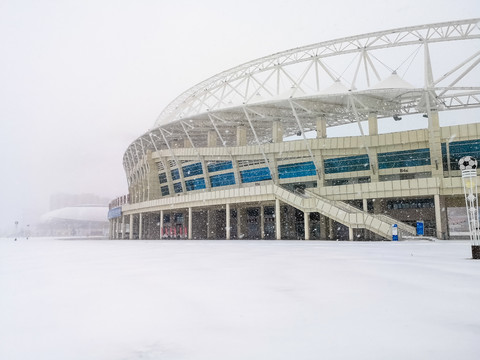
[{"x1": 1, "y1": 238, "x2": 479, "y2": 360}]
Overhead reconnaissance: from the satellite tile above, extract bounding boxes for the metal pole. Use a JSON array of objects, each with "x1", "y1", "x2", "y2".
[{"x1": 459, "y1": 156, "x2": 480, "y2": 259}]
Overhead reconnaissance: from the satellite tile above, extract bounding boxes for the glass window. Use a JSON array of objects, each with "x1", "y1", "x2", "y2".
[
  {"x1": 158, "y1": 172, "x2": 168, "y2": 184},
  {"x1": 324, "y1": 155, "x2": 370, "y2": 174},
  {"x1": 182, "y1": 163, "x2": 203, "y2": 178},
  {"x1": 161, "y1": 185, "x2": 169, "y2": 196},
  {"x1": 210, "y1": 172, "x2": 236, "y2": 187},
  {"x1": 173, "y1": 182, "x2": 183, "y2": 193},
  {"x1": 378, "y1": 148, "x2": 430, "y2": 169},
  {"x1": 171, "y1": 168, "x2": 180, "y2": 180},
  {"x1": 185, "y1": 178, "x2": 206, "y2": 191},
  {"x1": 240, "y1": 167, "x2": 272, "y2": 183},
  {"x1": 207, "y1": 161, "x2": 233, "y2": 173},
  {"x1": 278, "y1": 161, "x2": 316, "y2": 179}
]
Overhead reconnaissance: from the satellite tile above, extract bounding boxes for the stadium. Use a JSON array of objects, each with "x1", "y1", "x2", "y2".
[{"x1": 108, "y1": 18, "x2": 480, "y2": 241}]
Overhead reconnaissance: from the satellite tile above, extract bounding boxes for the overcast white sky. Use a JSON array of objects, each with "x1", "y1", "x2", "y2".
[{"x1": 0, "y1": 0, "x2": 478, "y2": 232}]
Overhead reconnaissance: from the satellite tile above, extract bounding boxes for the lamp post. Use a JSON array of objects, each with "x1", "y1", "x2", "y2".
[{"x1": 459, "y1": 156, "x2": 480, "y2": 259}]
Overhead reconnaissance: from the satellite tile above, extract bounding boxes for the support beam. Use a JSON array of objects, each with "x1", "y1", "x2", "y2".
[
  {"x1": 260, "y1": 205, "x2": 265, "y2": 239},
  {"x1": 129, "y1": 214, "x2": 133, "y2": 240},
  {"x1": 138, "y1": 213, "x2": 143, "y2": 240},
  {"x1": 368, "y1": 112, "x2": 378, "y2": 135},
  {"x1": 113, "y1": 219, "x2": 117, "y2": 239},
  {"x1": 226, "y1": 203, "x2": 231, "y2": 240},
  {"x1": 320, "y1": 215, "x2": 328, "y2": 240},
  {"x1": 434, "y1": 194, "x2": 445, "y2": 239},
  {"x1": 272, "y1": 121, "x2": 283, "y2": 142},
  {"x1": 304, "y1": 212, "x2": 310, "y2": 240},
  {"x1": 121, "y1": 215, "x2": 126, "y2": 239},
  {"x1": 329, "y1": 218, "x2": 334, "y2": 240},
  {"x1": 188, "y1": 207, "x2": 192, "y2": 240},
  {"x1": 207, "y1": 130, "x2": 217, "y2": 147},
  {"x1": 236, "y1": 126, "x2": 247, "y2": 146},
  {"x1": 159, "y1": 210, "x2": 164, "y2": 239},
  {"x1": 349, "y1": 227, "x2": 354, "y2": 241},
  {"x1": 316, "y1": 116, "x2": 327, "y2": 138},
  {"x1": 237, "y1": 207, "x2": 242, "y2": 239},
  {"x1": 275, "y1": 199, "x2": 281, "y2": 240}
]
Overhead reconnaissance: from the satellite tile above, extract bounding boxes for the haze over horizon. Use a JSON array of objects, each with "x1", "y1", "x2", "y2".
[{"x1": 1, "y1": 0, "x2": 478, "y2": 234}]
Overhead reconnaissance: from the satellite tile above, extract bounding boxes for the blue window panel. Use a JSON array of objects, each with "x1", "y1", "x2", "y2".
[
  {"x1": 210, "y1": 172, "x2": 236, "y2": 187},
  {"x1": 324, "y1": 155, "x2": 370, "y2": 174},
  {"x1": 171, "y1": 168, "x2": 180, "y2": 180},
  {"x1": 278, "y1": 161, "x2": 316, "y2": 179},
  {"x1": 448, "y1": 139, "x2": 480, "y2": 170},
  {"x1": 240, "y1": 167, "x2": 272, "y2": 183},
  {"x1": 185, "y1": 178, "x2": 206, "y2": 191},
  {"x1": 378, "y1": 148, "x2": 430, "y2": 169},
  {"x1": 158, "y1": 172, "x2": 168, "y2": 184},
  {"x1": 183, "y1": 162, "x2": 203, "y2": 178},
  {"x1": 161, "y1": 185, "x2": 170, "y2": 196},
  {"x1": 208, "y1": 161, "x2": 233, "y2": 173},
  {"x1": 173, "y1": 182, "x2": 183, "y2": 193}
]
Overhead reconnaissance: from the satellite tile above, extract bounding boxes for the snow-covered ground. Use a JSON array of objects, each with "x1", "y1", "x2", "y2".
[{"x1": 1, "y1": 238, "x2": 479, "y2": 360}]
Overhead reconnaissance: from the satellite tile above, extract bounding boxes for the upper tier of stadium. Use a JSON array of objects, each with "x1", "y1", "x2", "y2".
[{"x1": 123, "y1": 18, "x2": 480, "y2": 168}]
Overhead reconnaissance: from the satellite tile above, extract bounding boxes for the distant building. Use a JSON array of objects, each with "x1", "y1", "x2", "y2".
[
  {"x1": 109, "y1": 19, "x2": 480, "y2": 240},
  {"x1": 49, "y1": 193, "x2": 110, "y2": 211},
  {"x1": 38, "y1": 194, "x2": 109, "y2": 237}
]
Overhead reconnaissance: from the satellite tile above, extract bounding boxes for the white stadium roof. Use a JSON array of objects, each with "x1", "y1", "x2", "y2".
[{"x1": 123, "y1": 18, "x2": 480, "y2": 174}]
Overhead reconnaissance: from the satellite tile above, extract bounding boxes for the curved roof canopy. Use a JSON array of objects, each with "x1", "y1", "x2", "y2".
[{"x1": 123, "y1": 18, "x2": 480, "y2": 177}]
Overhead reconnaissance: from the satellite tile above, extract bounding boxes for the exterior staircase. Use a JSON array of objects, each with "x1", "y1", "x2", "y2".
[{"x1": 272, "y1": 185, "x2": 417, "y2": 240}]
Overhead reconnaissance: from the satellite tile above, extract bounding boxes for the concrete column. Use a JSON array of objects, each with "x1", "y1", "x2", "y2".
[
  {"x1": 363, "y1": 199, "x2": 368, "y2": 212},
  {"x1": 115, "y1": 219, "x2": 119, "y2": 239},
  {"x1": 109, "y1": 220, "x2": 113, "y2": 239},
  {"x1": 260, "y1": 205, "x2": 265, "y2": 239},
  {"x1": 159, "y1": 210, "x2": 164, "y2": 239},
  {"x1": 207, "y1": 130, "x2": 217, "y2": 147},
  {"x1": 237, "y1": 207, "x2": 242, "y2": 239},
  {"x1": 129, "y1": 214, "x2": 133, "y2": 240},
  {"x1": 368, "y1": 112, "x2": 378, "y2": 135},
  {"x1": 304, "y1": 212, "x2": 310, "y2": 240},
  {"x1": 226, "y1": 203, "x2": 231, "y2": 240},
  {"x1": 329, "y1": 218, "x2": 334, "y2": 240},
  {"x1": 272, "y1": 121, "x2": 283, "y2": 142},
  {"x1": 320, "y1": 215, "x2": 328, "y2": 240},
  {"x1": 138, "y1": 213, "x2": 143, "y2": 240},
  {"x1": 207, "y1": 209, "x2": 215, "y2": 239},
  {"x1": 434, "y1": 194, "x2": 445, "y2": 239},
  {"x1": 121, "y1": 215, "x2": 126, "y2": 239},
  {"x1": 188, "y1": 207, "x2": 192, "y2": 240},
  {"x1": 275, "y1": 199, "x2": 282, "y2": 240},
  {"x1": 183, "y1": 138, "x2": 192, "y2": 148},
  {"x1": 237, "y1": 126, "x2": 247, "y2": 146},
  {"x1": 316, "y1": 116, "x2": 327, "y2": 138},
  {"x1": 348, "y1": 227, "x2": 354, "y2": 241},
  {"x1": 112, "y1": 219, "x2": 116, "y2": 239},
  {"x1": 428, "y1": 111, "x2": 443, "y2": 177}
]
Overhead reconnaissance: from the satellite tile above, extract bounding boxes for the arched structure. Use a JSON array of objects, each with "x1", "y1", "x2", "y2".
[{"x1": 109, "y1": 19, "x2": 480, "y2": 241}]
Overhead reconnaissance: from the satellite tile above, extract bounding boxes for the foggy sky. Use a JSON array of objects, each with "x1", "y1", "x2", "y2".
[{"x1": 0, "y1": 0, "x2": 478, "y2": 233}]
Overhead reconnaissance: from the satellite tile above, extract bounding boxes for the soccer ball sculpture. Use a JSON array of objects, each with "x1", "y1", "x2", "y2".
[{"x1": 459, "y1": 156, "x2": 478, "y2": 170}]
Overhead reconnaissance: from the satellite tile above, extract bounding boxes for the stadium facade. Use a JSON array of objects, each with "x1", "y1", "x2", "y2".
[{"x1": 108, "y1": 19, "x2": 480, "y2": 240}]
